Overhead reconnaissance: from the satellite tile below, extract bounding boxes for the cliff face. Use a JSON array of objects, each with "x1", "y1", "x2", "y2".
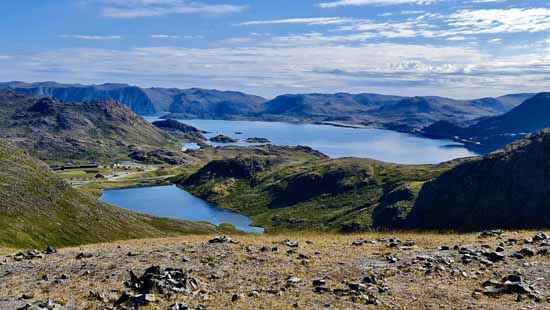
[
  {"x1": 0, "y1": 82, "x2": 156, "y2": 115},
  {"x1": 408, "y1": 129, "x2": 550, "y2": 230}
]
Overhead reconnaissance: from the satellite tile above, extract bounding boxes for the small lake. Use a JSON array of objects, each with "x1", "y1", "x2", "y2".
[
  {"x1": 100, "y1": 185, "x2": 264, "y2": 233},
  {"x1": 145, "y1": 117, "x2": 479, "y2": 164}
]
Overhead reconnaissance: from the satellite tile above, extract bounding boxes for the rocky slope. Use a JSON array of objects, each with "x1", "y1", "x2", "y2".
[
  {"x1": 422, "y1": 92, "x2": 550, "y2": 149},
  {"x1": 0, "y1": 91, "x2": 176, "y2": 162},
  {"x1": 0, "y1": 138, "x2": 218, "y2": 249},
  {"x1": 1, "y1": 232, "x2": 548, "y2": 309},
  {"x1": 408, "y1": 129, "x2": 550, "y2": 230},
  {"x1": 152, "y1": 119, "x2": 206, "y2": 142}
]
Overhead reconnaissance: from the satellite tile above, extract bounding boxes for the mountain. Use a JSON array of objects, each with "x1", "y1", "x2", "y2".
[
  {"x1": 259, "y1": 93, "x2": 531, "y2": 130},
  {"x1": 0, "y1": 81, "x2": 267, "y2": 117},
  {"x1": 422, "y1": 92, "x2": 550, "y2": 148},
  {"x1": 0, "y1": 81, "x2": 157, "y2": 114},
  {"x1": 167, "y1": 88, "x2": 267, "y2": 119},
  {"x1": 0, "y1": 138, "x2": 218, "y2": 249},
  {"x1": 0, "y1": 91, "x2": 175, "y2": 162},
  {"x1": 1, "y1": 82, "x2": 534, "y2": 131},
  {"x1": 408, "y1": 129, "x2": 550, "y2": 230}
]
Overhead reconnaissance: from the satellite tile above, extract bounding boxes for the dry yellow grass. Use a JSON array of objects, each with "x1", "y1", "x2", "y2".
[{"x1": 1, "y1": 231, "x2": 549, "y2": 309}]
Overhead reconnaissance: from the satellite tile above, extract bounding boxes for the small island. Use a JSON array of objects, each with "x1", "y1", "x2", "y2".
[
  {"x1": 209, "y1": 134, "x2": 239, "y2": 143},
  {"x1": 245, "y1": 137, "x2": 272, "y2": 143}
]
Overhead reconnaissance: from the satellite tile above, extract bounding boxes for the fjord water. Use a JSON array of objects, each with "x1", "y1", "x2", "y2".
[
  {"x1": 100, "y1": 185, "x2": 264, "y2": 233},
  {"x1": 113, "y1": 118, "x2": 478, "y2": 233},
  {"x1": 146, "y1": 117, "x2": 479, "y2": 164}
]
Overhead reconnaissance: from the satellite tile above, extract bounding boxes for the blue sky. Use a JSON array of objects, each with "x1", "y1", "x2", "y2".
[{"x1": 1, "y1": 0, "x2": 549, "y2": 98}]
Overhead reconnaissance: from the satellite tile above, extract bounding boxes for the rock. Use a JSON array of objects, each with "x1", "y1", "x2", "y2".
[
  {"x1": 312, "y1": 279, "x2": 326, "y2": 287},
  {"x1": 45, "y1": 246, "x2": 57, "y2": 255},
  {"x1": 248, "y1": 290, "x2": 260, "y2": 298},
  {"x1": 284, "y1": 240, "x2": 299, "y2": 248},
  {"x1": 439, "y1": 246, "x2": 450, "y2": 251},
  {"x1": 127, "y1": 266, "x2": 200, "y2": 296},
  {"x1": 495, "y1": 246, "x2": 505, "y2": 252},
  {"x1": 245, "y1": 137, "x2": 271, "y2": 143},
  {"x1": 209, "y1": 135, "x2": 238, "y2": 143},
  {"x1": 348, "y1": 282, "x2": 367, "y2": 292},
  {"x1": 168, "y1": 303, "x2": 189, "y2": 310},
  {"x1": 231, "y1": 293, "x2": 241, "y2": 302},
  {"x1": 533, "y1": 232, "x2": 549, "y2": 241},
  {"x1": 479, "y1": 230, "x2": 504, "y2": 238},
  {"x1": 76, "y1": 252, "x2": 93, "y2": 259},
  {"x1": 14, "y1": 249, "x2": 44, "y2": 260},
  {"x1": 287, "y1": 276, "x2": 302, "y2": 287},
  {"x1": 482, "y1": 251, "x2": 505, "y2": 262},
  {"x1": 519, "y1": 248, "x2": 535, "y2": 257},
  {"x1": 386, "y1": 255, "x2": 398, "y2": 263},
  {"x1": 482, "y1": 274, "x2": 535, "y2": 297},
  {"x1": 208, "y1": 235, "x2": 239, "y2": 244}
]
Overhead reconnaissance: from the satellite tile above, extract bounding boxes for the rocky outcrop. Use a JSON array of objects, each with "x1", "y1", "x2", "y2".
[
  {"x1": 408, "y1": 129, "x2": 550, "y2": 230},
  {"x1": 245, "y1": 137, "x2": 271, "y2": 143},
  {"x1": 183, "y1": 157, "x2": 272, "y2": 184},
  {"x1": 152, "y1": 119, "x2": 206, "y2": 141},
  {"x1": 209, "y1": 134, "x2": 238, "y2": 143}
]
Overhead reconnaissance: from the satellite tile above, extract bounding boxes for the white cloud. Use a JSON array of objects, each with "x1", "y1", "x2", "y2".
[
  {"x1": 99, "y1": 0, "x2": 244, "y2": 18},
  {"x1": 8, "y1": 41, "x2": 549, "y2": 99},
  {"x1": 151, "y1": 34, "x2": 180, "y2": 39},
  {"x1": 0, "y1": 55, "x2": 11, "y2": 60},
  {"x1": 447, "y1": 8, "x2": 550, "y2": 35},
  {"x1": 488, "y1": 38, "x2": 502, "y2": 44},
  {"x1": 239, "y1": 17, "x2": 355, "y2": 26},
  {"x1": 59, "y1": 34, "x2": 123, "y2": 40},
  {"x1": 317, "y1": 0, "x2": 438, "y2": 8}
]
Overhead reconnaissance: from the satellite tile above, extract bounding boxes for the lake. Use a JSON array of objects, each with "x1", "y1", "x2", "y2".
[
  {"x1": 117, "y1": 117, "x2": 479, "y2": 232},
  {"x1": 100, "y1": 185, "x2": 264, "y2": 233},
  {"x1": 145, "y1": 117, "x2": 479, "y2": 164}
]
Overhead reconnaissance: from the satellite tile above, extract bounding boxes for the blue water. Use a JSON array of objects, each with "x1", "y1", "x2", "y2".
[
  {"x1": 100, "y1": 185, "x2": 264, "y2": 233},
  {"x1": 145, "y1": 117, "x2": 478, "y2": 164}
]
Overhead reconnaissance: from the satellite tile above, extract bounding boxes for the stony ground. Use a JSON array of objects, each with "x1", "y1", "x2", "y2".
[{"x1": 0, "y1": 231, "x2": 549, "y2": 310}]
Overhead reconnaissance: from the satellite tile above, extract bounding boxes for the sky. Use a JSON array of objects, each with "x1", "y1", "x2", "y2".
[{"x1": 0, "y1": 0, "x2": 549, "y2": 99}]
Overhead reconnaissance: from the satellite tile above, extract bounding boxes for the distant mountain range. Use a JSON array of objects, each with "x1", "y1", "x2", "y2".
[
  {"x1": 0, "y1": 81, "x2": 534, "y2": 131},
  {"x1": 422, "y1": 92, "x2": 550, "y2": 150}
]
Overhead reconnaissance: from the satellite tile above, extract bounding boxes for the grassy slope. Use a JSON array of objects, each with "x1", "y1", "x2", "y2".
[
  {"x1": 0, "y1": 139, "x2": 219, "y2": 249},
  {"x1": 180, "y1": 153, "x2": 464, "y2": 232}
]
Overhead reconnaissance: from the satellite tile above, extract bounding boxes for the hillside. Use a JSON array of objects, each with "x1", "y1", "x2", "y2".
[
  {"x1": 0, "y1": 91, "x2": 176, "y2": 162},
  {"x1": 179, "y1": 153, "x2": 458, "y2": 232},
  {"x1": 2, "y1": 232, "x2": 547, "y2": 309},
  {"x1": 0, "y1": 139, "x2": 218, "y2": 249},
  {"x1": 408, "y1": 129, "x2": 550, "y2": 230},
  {"x1": 422, "y1": 93, "x2": 550, "y2": 149}
]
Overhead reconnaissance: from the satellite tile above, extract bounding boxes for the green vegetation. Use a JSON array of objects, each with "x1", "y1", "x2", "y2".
[
  {"x1": 0, "y1": 139, "x2": 221, "y2": 249},
  {"x1": 179, "y1": 152, "x2": 461, "y2": 232}
]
